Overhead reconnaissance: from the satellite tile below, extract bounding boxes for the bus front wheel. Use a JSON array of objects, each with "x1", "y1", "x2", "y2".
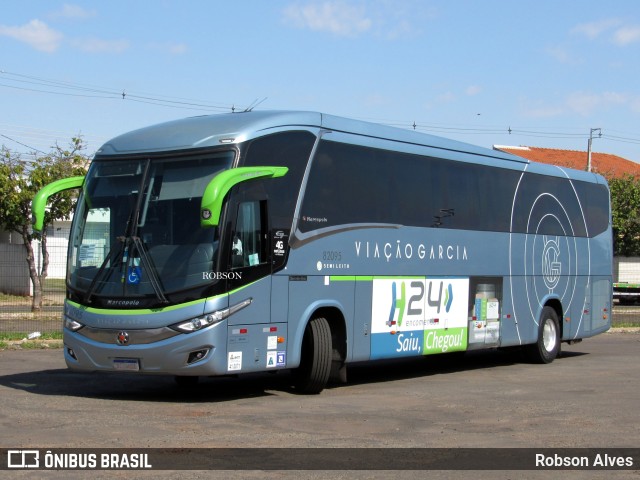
[
  {"x1": 526, "y1": 306, "x2": 561, "y2": 364},
  {"x1": 293, "y1": 316, "x2": 332, "y2": 394}
]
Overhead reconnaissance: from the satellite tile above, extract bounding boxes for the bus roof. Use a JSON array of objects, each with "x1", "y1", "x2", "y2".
[{"x1": 95, "y1": 110, "x2": 524, "y2": 164}]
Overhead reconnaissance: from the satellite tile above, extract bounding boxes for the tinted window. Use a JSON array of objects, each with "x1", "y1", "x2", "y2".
[
  {"x1": 573, "y1": 181, "x2": 610, "y2": 236},
  {"x1": 299, "y1": 140, "x2": 610, "y2": 238},
  {"x1": 242, "y1": 131, "x2": 316, "y2": 230},
  {"x1": 512, "y1": 174, "x2": 610, "y2": 237},
  {"x1": 299, "y1": 140, "x2": 520, "y2": 233}
]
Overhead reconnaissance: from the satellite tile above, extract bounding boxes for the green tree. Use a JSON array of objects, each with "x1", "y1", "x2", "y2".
[
  {"x1": 0, "y1": 138, "x2": 89, "y2": 311},
  {"x1": 609, "y1": 174, "x2": 640, "y2": 256}
]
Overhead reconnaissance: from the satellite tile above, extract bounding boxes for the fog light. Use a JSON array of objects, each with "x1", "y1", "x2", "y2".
[
  {"x1": 67, "y1": 347, "x2": 77, "y2": 360},
  {"x1": 187, "y1": 349, "x2": 209, "y2": 365}
]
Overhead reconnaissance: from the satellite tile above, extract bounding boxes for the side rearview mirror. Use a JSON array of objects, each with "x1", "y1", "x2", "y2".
[
  {"x1": 200, "y1": 166, "x2": 287, "y2": 227},
  {"x1": 32, "y1": 176, "x2": 85, "y2": 232}
]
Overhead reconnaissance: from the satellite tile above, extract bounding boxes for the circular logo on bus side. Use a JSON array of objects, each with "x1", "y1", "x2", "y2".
[
  {"x1": 509, "y1": 177, "x2": 589, "y2": 336},
  {"x1": 542, "y1": 236, "x2": 562, "y2": 291}
]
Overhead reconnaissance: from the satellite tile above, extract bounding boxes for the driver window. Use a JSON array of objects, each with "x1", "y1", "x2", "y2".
[{"x1": 232, "y1": 200, "x2": 264, "y2": 268}]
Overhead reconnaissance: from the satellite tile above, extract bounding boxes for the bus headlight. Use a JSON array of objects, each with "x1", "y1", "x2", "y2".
[
  {"x1": 64, "y1": 316, "x2": 85, "y2": 332},
  {"x1": 170, "y1": 299, "x2": 252, "y2": 334},
  {"x1": 170, "y1": 312, "x2": 224, "y2": 333}
]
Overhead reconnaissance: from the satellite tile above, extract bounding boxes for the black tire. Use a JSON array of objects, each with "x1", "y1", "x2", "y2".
[
  {"x1": 293, "y1": 317, "x2": 332, "y2": 394},
  {"x1": 525, "y1": 306, "x2": 561, "y2": 364}
]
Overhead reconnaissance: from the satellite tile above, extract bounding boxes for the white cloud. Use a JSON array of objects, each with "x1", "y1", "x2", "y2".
[
  {"x1": 50, "y1": 4, "x2": 97, "y2": 20},
  {"x1": 547, "y1": 45, "x2": 570, "y2": 63},
  {"x1": 612, "y1": 25, "x2": 640, "y2": 46},
  {"x1": 523, "y1": 91, "x2": 633, "y2": 118},
  {"x1": 363, "y1": 93, "x2": 389, "y2": 108},
  {"x1": 571, "y1": 18, "x2": 640, "y2": 46},
  {"x1": 282, "y1": 1, "x2": 428, "y2": 39},
  {"x1": 0, "y1": 19, "x2": 63, "y2": 52},
  {"x1": 546, "y1": 45, "x2": 584, "y2": 65},
  {"x1": 368, "y1": 0, "x2": 430, "y2": 39},
  {"x1": 166, "y1": 43, "x2": 188, "y2": 55},
  {"x1": 520, "y1": 91, "x2": 627, "y2": 119},
  {"x1": 70, "y1": 37, "x2": 130, "y2": 53},
  {"x1": 436, "y1": 91, "x2": 455, "y2": 103},
  {"x1": 571, "y1": 18, "x2": 621, "y2": 39},
  {"x1": 565, "y1": 92, "x2": 602, "y2": 116},
  {"x1": 283, "y1": 1, "x2": 372, "y2": 36},
  {"x1": 566, "y1": 91, "x2": 628, "y2": 116},
  {"x1": 148, "y1": 42, "x2": 188, "y2": 55},
  {"x1": 465, "y1": 85, "x2": 481, "y2": 96},
  {"x1": 521, "y1": 102, "x2": 564, "y2": 119}
]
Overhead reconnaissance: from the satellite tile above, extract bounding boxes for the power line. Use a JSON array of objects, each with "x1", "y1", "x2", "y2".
[
  {"x1": 0, "y1": 81, "x2": 115, "y2": 100},
  {"x1": 389, "y1": 120, "x2": 639, "y2": 144},
  {"x1": 357, "y1": 115, "x2": 629, "y2": 142},
  {"x1": 2, "y1": 69, "x2": 639, "y2": 153},
  {"x1": 602, "y1": 134, "x2": 640, "y2": 145},
  {"x1": 0, "y1": 69, "x2": 244, "y2": 112},
  {"x1": 0, "y1": 134, "x2": 47, "y2": 154}
]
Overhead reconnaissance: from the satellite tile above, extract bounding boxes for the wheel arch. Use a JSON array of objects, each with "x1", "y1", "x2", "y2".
[
  {"x1": 543, "y1": 297, "x2": 564, "y2": 340},
  {"x1": 525, "y1": 301, "x2": 563, "y2": 363},
  {"x1": 313, "y1": 306, "x2": 348, "y2": 368},
  {"x1": 289, "y1": 301, "x2": 348, "y2": 368}
]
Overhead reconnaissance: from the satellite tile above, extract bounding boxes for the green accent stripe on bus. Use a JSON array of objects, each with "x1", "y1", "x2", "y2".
[
  {"x1": 328, "y1": 275, "x2": 425, "y2": 282},
  {"x1": 65, "y1": 279, "x2": 262, "y2": 315},
  {"x1": 371, "y1": 276, "x2": 424, "y2": 280},
  {"x1": 66, "y1": 295, "x2": 219, "y2": 315}
]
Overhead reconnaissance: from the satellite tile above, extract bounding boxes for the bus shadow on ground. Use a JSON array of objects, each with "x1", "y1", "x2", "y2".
[
  {"x1": 342, "y1": 347, "x2": 587, "y2": 387},
  {"x1": 0, "y1": 347, "x2": 588, "y2": 403}
]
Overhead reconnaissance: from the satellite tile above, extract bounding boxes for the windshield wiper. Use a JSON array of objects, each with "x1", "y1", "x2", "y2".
[
  {"x1": 128, "y1": 236, "x2": 168, "y2": 304},
  {"x1": 84, "y1": 237, "x2": 124, "y2": 304},
  {"x1": 84, "y1": 159, "x2": 168, "y2": 305},
  {"x1": 84, "y1": 236, "x2": 168, "y2": 305},
  {"x1": 84, "y1": 235, "x2": 169, "y2": 305}
]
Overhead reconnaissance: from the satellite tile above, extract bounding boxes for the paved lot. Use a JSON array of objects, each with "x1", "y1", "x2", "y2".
[{"x1": 0, "y1": 332, "x2": 639, "y2": 479}]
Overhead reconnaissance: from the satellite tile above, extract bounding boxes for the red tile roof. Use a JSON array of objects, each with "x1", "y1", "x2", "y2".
[{"x1": 493, "y1": 145, "x2": 640, "y2": 179}]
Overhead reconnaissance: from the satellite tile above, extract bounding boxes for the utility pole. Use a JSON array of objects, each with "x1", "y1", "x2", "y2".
[{"x1": 587, "y1": 128, "x2": 602, "y2": 172}]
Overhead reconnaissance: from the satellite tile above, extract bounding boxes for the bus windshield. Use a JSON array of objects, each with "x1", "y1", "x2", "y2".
[{"x1": 67, "y1": 150, "x2": 235, "y2": 305}]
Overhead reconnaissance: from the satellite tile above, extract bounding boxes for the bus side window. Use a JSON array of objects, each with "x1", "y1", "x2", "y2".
[{"x1": 232, "y1": 200, "x2": 264, "y2": 268}]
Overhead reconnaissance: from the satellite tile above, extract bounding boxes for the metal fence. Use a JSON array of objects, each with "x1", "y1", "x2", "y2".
[{"x1": 0, "y1": 240, "x2": 67, "y2": 334}]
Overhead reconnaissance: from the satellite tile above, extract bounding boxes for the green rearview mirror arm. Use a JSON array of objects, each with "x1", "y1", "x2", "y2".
[
  {"x1": 200, "y1": 166, "x2": 288, "y2": 227},
  {"x1": 32, "y1": 176, "x2": 85, "y2": 232}
]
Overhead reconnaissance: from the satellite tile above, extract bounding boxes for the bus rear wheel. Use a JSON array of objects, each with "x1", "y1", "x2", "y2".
[
  {"x1": 293, "y1": 316, "x2": 332, "y2": 394},
  {"x1": 526, "y1": 306, "x2": 561, "y2": 364}
]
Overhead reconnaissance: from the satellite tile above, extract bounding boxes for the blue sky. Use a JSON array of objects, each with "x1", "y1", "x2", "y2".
[{"x1": 1, "y1": 1, "x2": 640, "y2": 163}]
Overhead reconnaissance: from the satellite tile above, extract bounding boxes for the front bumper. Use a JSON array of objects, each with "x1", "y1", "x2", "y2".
[{"x1": 63, "y1": 321, "x2": 228, "y2": 376}]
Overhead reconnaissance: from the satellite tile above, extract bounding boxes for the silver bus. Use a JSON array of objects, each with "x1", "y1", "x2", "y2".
[{"x1": 33, "y1": 111, "x2": 612, "y2": 393}]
